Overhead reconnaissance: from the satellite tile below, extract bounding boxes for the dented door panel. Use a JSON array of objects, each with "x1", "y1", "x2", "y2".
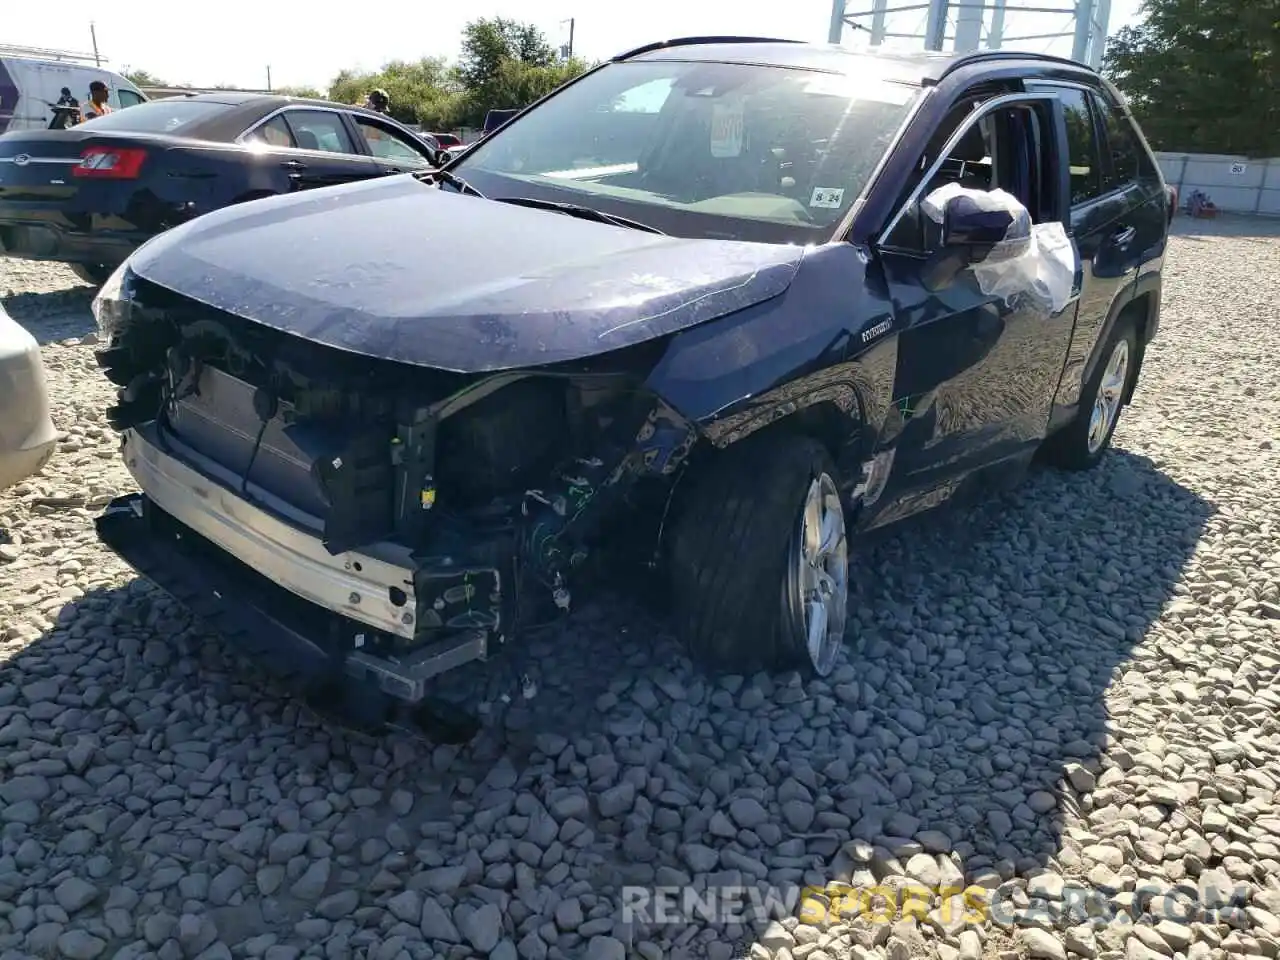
[{"x1": 865, "y1": 246, "x2": 1076, "y2": 520}]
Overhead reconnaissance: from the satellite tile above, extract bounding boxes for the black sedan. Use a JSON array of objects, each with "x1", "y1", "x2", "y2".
[{"x1": 0, "y1": 93, "x2": 450, "y2": 284}]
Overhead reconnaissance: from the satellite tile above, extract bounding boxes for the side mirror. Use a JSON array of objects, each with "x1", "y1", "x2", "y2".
[
  {"x1": 917, "y1": 186, "x2": 1032, "y2": 292},
  {"x1": 940, "y1": 192, "x2": 1032, "y2": 260},
  {"x1": 433, "y1": 148, "x2": 452, "y2": 167}
]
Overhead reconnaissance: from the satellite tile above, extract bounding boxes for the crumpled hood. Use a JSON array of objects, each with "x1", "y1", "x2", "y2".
[{"x1": 129, "y1": 175, "x2": 806, "y2": 373}]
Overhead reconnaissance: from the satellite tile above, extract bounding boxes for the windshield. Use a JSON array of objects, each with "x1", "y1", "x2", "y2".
[
  {"x1": 77, "y1": 99, "x2": 231, "y2": 134},
  {"x1": 452, "y1": 58, "x2": 919, "y2": 243}
]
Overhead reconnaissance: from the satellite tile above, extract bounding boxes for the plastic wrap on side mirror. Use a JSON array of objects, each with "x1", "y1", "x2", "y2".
[{"x1": 920, "y1": 183, "x2": 1077, "y2": 314}]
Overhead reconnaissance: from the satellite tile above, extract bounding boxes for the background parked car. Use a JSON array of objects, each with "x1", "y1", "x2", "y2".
[
  {"x1": 0, "y1": 92, "x2": 451, "y2": 284},
  {"x1": 0, "y1": 301, "x2": 56, "y2": 490}
]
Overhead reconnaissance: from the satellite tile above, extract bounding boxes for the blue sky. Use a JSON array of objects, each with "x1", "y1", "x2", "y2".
[{"x1": 8, "y1": 0, "x2": 1144, "y2": 92}]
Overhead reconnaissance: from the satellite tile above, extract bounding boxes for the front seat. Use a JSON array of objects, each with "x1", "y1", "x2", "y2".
[
  {"x1": 948, "y1": 122, "x2": 992, "y2": 192},
  {"x1": 295, "y1": 129, "x2": 320, "y2": 151}
]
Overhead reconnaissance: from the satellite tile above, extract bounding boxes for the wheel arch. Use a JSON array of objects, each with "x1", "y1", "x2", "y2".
[{"x1": 1083, "y1": 288, "x2": 1157, "y2": 407}]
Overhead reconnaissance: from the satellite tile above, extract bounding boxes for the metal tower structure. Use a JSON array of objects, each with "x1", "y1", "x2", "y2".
[{"x1": 827, "y1": 0, "x2": 1112, "y2": 68}]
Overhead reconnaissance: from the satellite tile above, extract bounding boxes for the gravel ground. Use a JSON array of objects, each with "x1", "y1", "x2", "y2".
[{"x1": 1, "y1": 214, "x2": 1279, "y2": 960}]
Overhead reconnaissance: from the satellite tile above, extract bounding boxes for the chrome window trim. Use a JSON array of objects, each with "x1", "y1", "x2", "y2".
[
  {"x1": 236, "y1": 105, "x2": 365, "y2": 160},
  {"x1": 876, "y1": 90, "x2": 1058, "y2": 249}
]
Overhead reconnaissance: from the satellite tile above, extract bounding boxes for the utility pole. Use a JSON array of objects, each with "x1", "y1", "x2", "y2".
[
  {"x1": 266, "y1": 66, "x2": 272, "y2": 91},
  {"x1": 560, "y1": 18, "x2": 575, "y2": 59},
  {"x1": 89, "y1": 22, "x2": 101, "y2": 66}
]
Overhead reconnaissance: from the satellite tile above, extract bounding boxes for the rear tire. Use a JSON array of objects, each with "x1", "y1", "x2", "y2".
[
  {"x1": 1041, "y1": 313, "x2": 1139, "y2": 471},
  {"x1": 668, "y1": 431, "x2": 850, "y2": 678},
  {"x1": 69, "y1": 263, "x2": 113, "y2": 286}
]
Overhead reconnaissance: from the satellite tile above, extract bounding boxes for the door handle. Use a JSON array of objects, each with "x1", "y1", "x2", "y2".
[
  {"x1": 1111, "y1": 225, "x2": 1136, "y2": 248},
  {"x1": 281, "y1": 159, "x2": 307, "y2": 171}
]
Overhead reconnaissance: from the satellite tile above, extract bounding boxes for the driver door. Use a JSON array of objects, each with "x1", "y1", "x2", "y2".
[{"x1": 864, "y1": 93, "x2": 1081, "y2": 525}]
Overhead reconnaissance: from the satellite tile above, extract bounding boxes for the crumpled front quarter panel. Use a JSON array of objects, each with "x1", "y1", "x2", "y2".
[
  {"x1": 645, "y1": 242, "x2": 899, "y2": 453},
  {"x1": 127, "y1": 176, "x2": 807, "y2": 373}
]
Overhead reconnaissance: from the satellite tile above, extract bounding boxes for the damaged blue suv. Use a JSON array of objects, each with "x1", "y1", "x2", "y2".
[{"x1": 90, "y1": 37, "x2": 1173, "y2": 737}]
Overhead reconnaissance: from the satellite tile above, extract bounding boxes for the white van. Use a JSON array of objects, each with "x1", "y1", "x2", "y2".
[{"x1": 0, "y1": 55, "x2": 148, "y2": 134}]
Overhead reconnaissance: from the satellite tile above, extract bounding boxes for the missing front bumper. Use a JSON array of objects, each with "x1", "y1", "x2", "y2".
[{"x1": 95, "y1": 492, "x2": 492, "y2": 703}]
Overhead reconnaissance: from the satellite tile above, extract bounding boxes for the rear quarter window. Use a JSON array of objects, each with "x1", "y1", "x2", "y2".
[{"x1": 79, "y1": 99, "x2": 232, "y2": 134}]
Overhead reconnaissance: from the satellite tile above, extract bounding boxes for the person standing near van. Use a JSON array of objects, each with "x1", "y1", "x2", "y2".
[
  {"x1": 80, "y1": 81, "x2": 113, "y2": 122},
  {"x1": 48, "y1": 87, "x2": 81, "y2": 129}
]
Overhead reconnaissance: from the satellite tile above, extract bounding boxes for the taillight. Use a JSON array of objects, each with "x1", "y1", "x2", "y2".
[{"x1": 74, "y1": 147, "x2": 147, "y2": 179}]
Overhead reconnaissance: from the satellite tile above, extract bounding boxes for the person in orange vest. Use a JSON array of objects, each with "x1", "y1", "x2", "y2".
[{"x1": 80, "y1": 81, "x2": 114, "y2": 122}]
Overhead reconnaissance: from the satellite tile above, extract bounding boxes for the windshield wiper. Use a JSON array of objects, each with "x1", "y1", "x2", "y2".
[
  {"x1": 416, "y1": 169, "x2": 485, "y2": 198},
  {"x1": 492, "y1": 196, "x2": 665, "y2": 235}
]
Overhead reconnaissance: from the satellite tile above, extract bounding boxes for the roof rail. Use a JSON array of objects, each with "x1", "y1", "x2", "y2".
[
  {"x1": 613, "y1": 36, "x2": 804, "y2": 61},
  {"x1": 937, "y1": 49, "x2": 1093, "y2": 80},
  {"x1": 0, "y1": 43, "x2": 107, "y2": 65}
]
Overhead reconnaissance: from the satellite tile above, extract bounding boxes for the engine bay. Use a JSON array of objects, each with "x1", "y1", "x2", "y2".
[{"x1": 94, "y1": 277, "x2": 700, "y2": 690}]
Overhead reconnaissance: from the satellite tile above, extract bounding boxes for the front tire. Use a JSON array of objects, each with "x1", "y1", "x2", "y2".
[
  {"x1": 668, "y1": 432, "x2": 850, "y2": 678},
  {"x1": 1042, "y1": 315, "x2": 1138, "y2": 470}
]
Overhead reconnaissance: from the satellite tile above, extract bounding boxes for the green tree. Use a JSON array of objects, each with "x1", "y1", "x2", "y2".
[
  {"x1": 480, "y1": 57, "x2": 590, "y2": 115},
  {"x1": 276, "y1": 85, "x2": 324, "y2": 100},
  {"x1": 456, "y1": 17, "x2": 558, "y2": 92},
  {"x1": 1103, "y1": 0, "x2": 1280, "y2": 156},
  {"x1": 123, "y1": 68, "x2": 164, "y2": 87},
  {"x1": 327, "y1": 57, "x2": 459, "y2": 127}
]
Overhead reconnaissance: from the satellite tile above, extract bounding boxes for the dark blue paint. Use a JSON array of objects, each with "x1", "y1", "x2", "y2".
[
  {"x1": 646, "y1": 242, "x2": 895, "y2": 450},
  {"x1": 129, "y1": 175, "x2": 805, "y2": 373},
  {"x1": 0, "y1": 60, "x2": 17, "y2": 135}
]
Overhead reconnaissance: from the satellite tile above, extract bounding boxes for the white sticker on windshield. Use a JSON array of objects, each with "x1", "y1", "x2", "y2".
[
  {"x1": 710, "y1": 98, "x2": 744, "y2": 158},
  {"x1": 810, "y1": 187, "x2": 845, "y2": 209}
]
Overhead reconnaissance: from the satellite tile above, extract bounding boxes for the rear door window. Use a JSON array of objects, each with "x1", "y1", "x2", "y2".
[
  {"x1": 1054, "y1": 88, "x2": 1104, "y2": 206},
  {"x1": 1093, "y1": 94, "x2": 1162, "y2": 197},
  {"x1": 71, "y1": 98, "x2": 232, "y2": 134},
  {"x1": 282, "y1": 110, "x2": 357, "y2": 155},
  {"x1": 245, "y1": 115, "x2": 295, "y2": 148}
]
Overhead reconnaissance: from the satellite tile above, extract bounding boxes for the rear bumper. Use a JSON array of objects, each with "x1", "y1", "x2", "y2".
[
  {"x1": 97, "y1": 430, "x2": 495, "y2": 702},
  {"x1": 0, "y1": 306, "x2": 57, "y2": 490},
  {"x1": 0, "y1": 211, "x2": 151, "y2": 268}
]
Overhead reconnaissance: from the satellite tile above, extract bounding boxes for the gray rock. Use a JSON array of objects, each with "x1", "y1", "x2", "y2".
[
  {"x1": 0, "y1": 776, "x2": 50, "y2": 804},
  {"x1": 289, "y1": 859, "x2": 331, "y2": 901},
  {"x1": 56, "y1": 931, "x2": 106, "y2": 960},
  {"x1": 1021, "y1": 928, "x2": 1067, "y2": 960},
  {"x1": 421, "y1": 866, "x2": 466, "y2": 894},
  {"x1": 585, "y1": 936, "x2": 626, "y2": 960},
  {"x1": 208, "y1": 865, "x2": 247, "y2": 906},
  {"x1": 316, "y1": 890, "x2": 359, "y2": 920},
  {"x1": 419, "y1": 899, "x2": 460, "y2": 942},
  {"x1": 387, "y1": 890, "x2": 422, "y2": 924},
  {"x1": 54, "y1": 878, "x2": 99, "y2": 913},
  {"x1": 460, "y1": 903, "x2": 501, "y2": 953},
  {"x1": 729, "y1": 797, "x2": 769, "y2": 830},
  {"x1": 597, "y1": 783, "x2": 636, "y2": 819}
]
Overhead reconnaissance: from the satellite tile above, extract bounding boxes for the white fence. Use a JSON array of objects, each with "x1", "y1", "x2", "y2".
[{"x1": 1155, "y1": 152, "x2": 1280, "y2": 216}]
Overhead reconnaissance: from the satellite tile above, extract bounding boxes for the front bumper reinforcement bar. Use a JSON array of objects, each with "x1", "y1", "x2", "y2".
[{"x1": 95, "y1": 493, "x2": 488, "y2": 706}]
